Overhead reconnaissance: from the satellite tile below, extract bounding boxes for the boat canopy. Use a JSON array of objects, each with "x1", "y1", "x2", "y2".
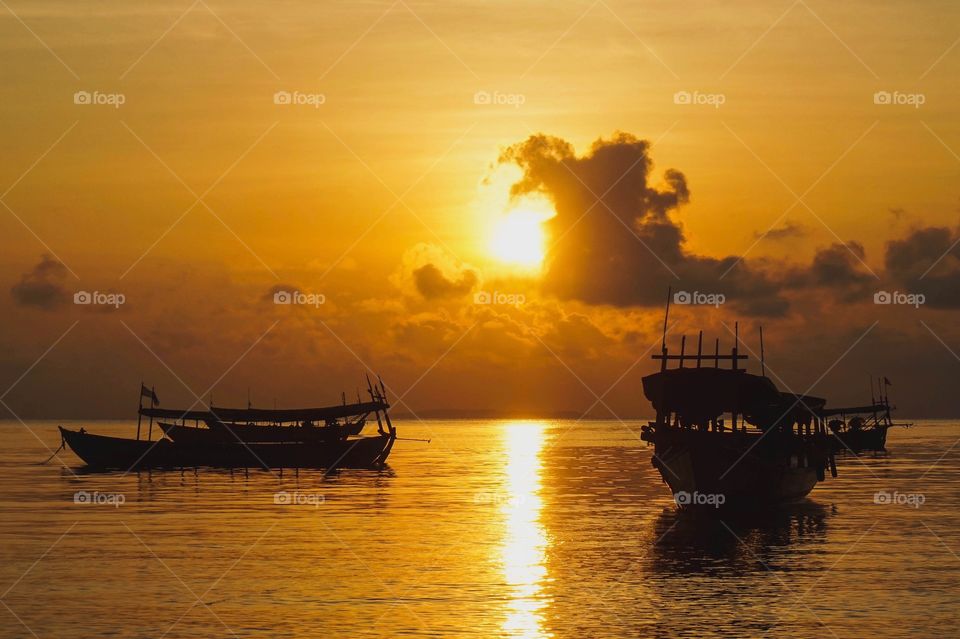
[
  {"x1": 818, "y1": 403, "x2": 886, "y2": 417},
  {"x1": 642, "y1": 368, "x2": 781, "y2": 419},
  {"x1": 139, "y1": 400, "x2": 388, "y2": 423}
]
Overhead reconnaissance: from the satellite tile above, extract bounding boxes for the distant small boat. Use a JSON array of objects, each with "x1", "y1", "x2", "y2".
[
  {"x1": 820, "y1": 381, "x2": 910, "y2": 454},
  {"x1": 59, "y1": 375, "x2": 396, "y2": 470}
]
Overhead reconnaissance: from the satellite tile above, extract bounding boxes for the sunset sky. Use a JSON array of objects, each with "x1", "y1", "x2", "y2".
[{"x1": 2, "y1": 0, "x2": 960, "y2": 418}]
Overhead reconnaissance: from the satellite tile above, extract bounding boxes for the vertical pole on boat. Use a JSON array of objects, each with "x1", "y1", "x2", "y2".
[
  {"x1": 679, "y1": 335, "x2": 686, "y2": 369},
  {"x1": 661, "y1": 287, "x2": 671, "y2": 372},
  {"x1": 696, "y1": 331, "x2": 703, "y2": 368},
  {"x1": 870, "y1": 375, "x2": 876, "y2": 405},
  {"x1": 732, "y1": 322, "x2": 739, "y2": 371},
  {"x1": 759, "y1": 325, "x2": 766, "y2": 377},
  {"x1": 147, "y1": 385, "x2": 156, "y2": 441},
  {"x1": 136, "y1": 380, "x2": 143, "y2": 441},
  {"x1": 714, "y1": 338, "x2": 719, "y2": 368}
]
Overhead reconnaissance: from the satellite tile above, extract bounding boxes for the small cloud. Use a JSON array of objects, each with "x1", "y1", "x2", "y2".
[
  {"x1": 754, "y1": 221, "x2": 806, "y2": 240},
  {"x1": 392, "y1": 243, "x2": 479, "y2": 300},
  {"x1": 412, "y1": 263, "x2": 478, "y2": 299},
  {"x1": 10, "y1": 255, "x2": 70, "y2": 311}
]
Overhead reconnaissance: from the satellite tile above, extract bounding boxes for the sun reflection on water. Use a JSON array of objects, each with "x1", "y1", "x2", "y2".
[{"x1": 502, "y1": 421, "x2": 551, "y2": 638}]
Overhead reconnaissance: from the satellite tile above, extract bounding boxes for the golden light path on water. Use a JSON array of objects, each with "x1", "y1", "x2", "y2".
[{"x1": 501, "y1": 421, "x2": 551, "y2": 638}]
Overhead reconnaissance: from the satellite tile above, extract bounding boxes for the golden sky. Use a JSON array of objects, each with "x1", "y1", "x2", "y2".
[{"x1": 2, "y1": 0, "x2": 960, "y2": 417}]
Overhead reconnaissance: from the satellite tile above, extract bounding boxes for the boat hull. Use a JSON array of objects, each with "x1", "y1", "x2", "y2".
[
  {"x1": 830, "y1": 425, "x2": 888, "y2": 454},
  {"x1": 59, "y1": 427, "x2": 393, "y2": 470},
  {"x1": 642, "y1": 425, "x2": 827, "y2": 509}
]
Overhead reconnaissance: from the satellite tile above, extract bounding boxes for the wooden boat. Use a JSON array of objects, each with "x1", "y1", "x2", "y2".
[
  {"x1": 59, "y1": 376, "x2": 397, "y2": 470},
  {"x1": 820, "y1": 383, "x2": 910, "y2": 454},
  {"x1": 58, "y1": 426, "x2": 393, "y2": 470},
  {"x1": 640, "y1": 294, "x2": 836, "y2": 510},
  {"x1": 157, "y1": 417, "x2": 365, "y2": 444}
]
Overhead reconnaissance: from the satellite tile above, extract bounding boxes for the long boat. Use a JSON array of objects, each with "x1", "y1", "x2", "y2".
[
  {"x1": 639, "y1": 295, "x2": 836, "y2": 509},
  {"x1": 58, "y1": 376, "x2": 397, "y2": 470},
  {"x1": 157, "y1": 420, "x2": 364, "y2": 444},
  {"x1": 820, "y1": 387, "x2": 910, "y2": 454}
]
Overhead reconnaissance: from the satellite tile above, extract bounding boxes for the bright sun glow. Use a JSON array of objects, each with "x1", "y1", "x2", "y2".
[{"x1": 489, "y1": 203, "x2": 553, "y2": 270}]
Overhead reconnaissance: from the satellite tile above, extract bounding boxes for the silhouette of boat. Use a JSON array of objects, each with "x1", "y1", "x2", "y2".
[
  {"x1": 820, "y1": 379, "x2": 910, "y2": 454},
  {"x1": 156, "y1": 416, "x2": 365, "y2": 444},
  {"x1": 640, "y1": 293, "x2": 836, "y2": 509},
  {"x1": 59, "y1": 375, "x2": 396, "y2": 470}
]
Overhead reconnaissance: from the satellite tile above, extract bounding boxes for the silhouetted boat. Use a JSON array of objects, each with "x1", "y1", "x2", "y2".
[
  {"x1": 156, "y1": 416, "x2": 365, "y2": 444},
  {"x1": 59, "y1": 375, "x2": 396, "y2": 470},
  {"x1": 820, "y1": 380, "x2": 910, "y2": 454},
  {"x1": 640, "y1": 293, "x2": 836, "y2": 509}
]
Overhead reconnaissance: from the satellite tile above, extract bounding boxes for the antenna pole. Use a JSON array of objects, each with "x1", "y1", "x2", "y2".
[
  {"x1": 136, "y1": 380, "x2": 143, "y2": 441},
  {"x1": 147, "y1": 385, "x2": 156, "y2": 441},
  {"x1": 759, "y1": 326, "x2": 766, "y2": 377},
  {"x1": 732, "y1": 322, "x2": 739, "y2": 370},
  {"x1": 870, "y1": 375, "x2": 875, "y2": 405},
  {"x1": 662, "y1": 287, "x2": 671, "y2": 351},
  {"x1": 696, "y1": 331, "x2": 703, "y2": 368}
]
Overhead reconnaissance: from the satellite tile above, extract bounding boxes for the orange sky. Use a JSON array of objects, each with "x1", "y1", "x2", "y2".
[{"x1": 2, "y1": 1, "x2": 960, "y2": 418}]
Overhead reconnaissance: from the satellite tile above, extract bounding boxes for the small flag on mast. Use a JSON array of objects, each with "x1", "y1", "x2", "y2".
[
  {"x1": 140, "y1": 384, "x2": 159, "y2": 405},
  {"x1": 883, "y1": 377, "x2": 892, "y2": 386}
]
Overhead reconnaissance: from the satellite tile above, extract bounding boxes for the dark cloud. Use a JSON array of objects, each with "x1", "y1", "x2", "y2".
[
  {"x1": 10, "y1": 255, "x2": 70, "y2": 310},
  {"x1": 885, "y1": 225, "x2": 960, "y2": 308},
  {"x1": 499, "y1": 132, "x2": 788, "y2": 315},
  {"x1": 412, "y1": 263, "x2": 478, "y2": 299},
  {"x1": 755, "y1": 221, "x2": 806, "y2": 240}
]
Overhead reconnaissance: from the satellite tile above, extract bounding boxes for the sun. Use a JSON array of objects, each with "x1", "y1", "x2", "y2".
[{"x1": 489, "y1": 201, "x2": 553, "y2": 270}]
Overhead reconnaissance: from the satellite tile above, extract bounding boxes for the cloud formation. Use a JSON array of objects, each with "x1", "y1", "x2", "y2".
[
  {"x1": 499, "y1": 132, "x2": 788, "y2": 315},
  {"x1": 10, "y1": 254, "x2": 70, "y2": 310}
]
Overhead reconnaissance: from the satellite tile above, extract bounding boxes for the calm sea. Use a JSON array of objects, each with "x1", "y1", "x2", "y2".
[{"x1": 0, "y1": 419, "x2": 958, "y2": 638}]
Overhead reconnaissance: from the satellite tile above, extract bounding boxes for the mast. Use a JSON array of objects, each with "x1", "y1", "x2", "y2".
[
  {"x1": 660, "y1": 287, "x2": 671, "y2": 372},
  {"x1": 147, "y1": 385, "x2": 156, "y2": 441},
  {"x1": 759, "y1": 325, "x2": 766, "y2": 377},
  {"x1": 136, "y1": 380, "x2": 143, "y2": 441}
]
